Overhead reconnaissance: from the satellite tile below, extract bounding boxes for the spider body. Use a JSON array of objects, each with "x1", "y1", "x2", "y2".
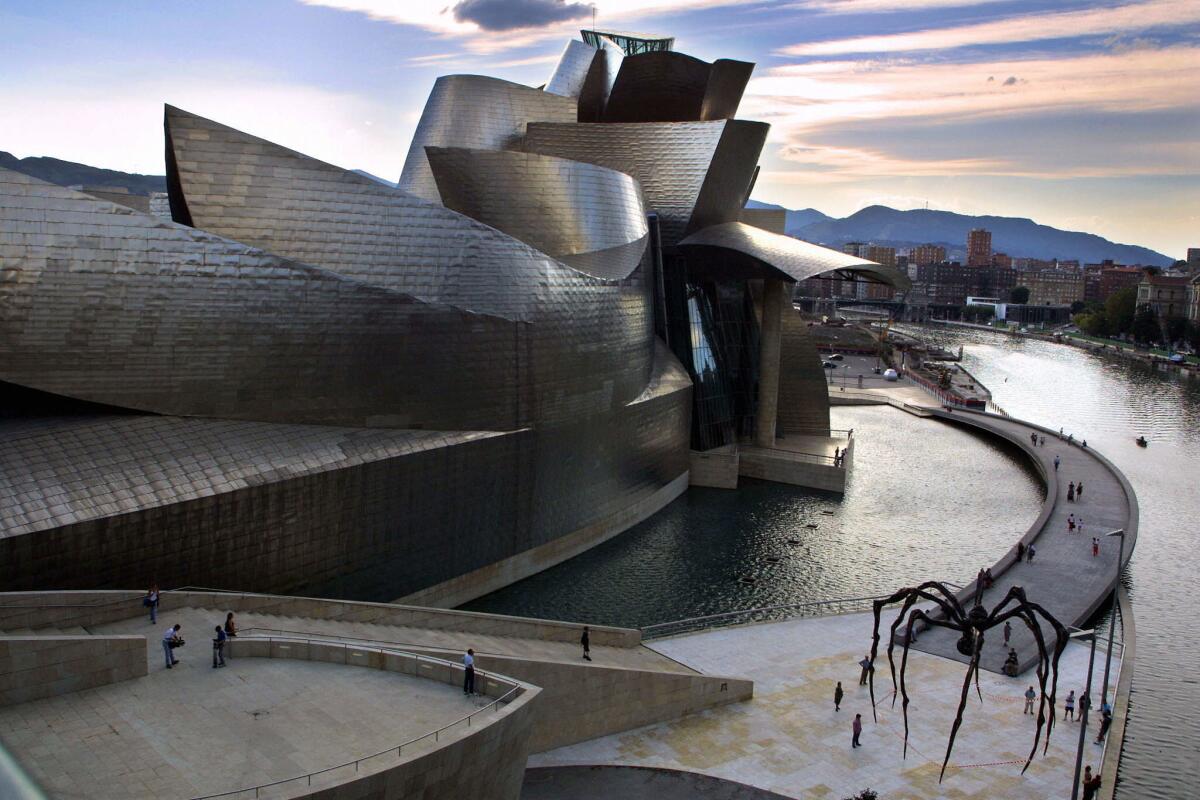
[{"x1": 866, "y1": 582, "x2": 1069, "y2": 782}]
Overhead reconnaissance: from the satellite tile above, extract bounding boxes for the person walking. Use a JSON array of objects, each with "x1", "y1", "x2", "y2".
[
  {"x1": 834, "y1": 681, "x2": 844, "y2": 712},
  {"x1": 1017, "y1": 542, "x2": 1026, "y2": 562},
  {"x1": 1068, "y1": 514, "x2": 1076, "y2": 533},
  {"x1": 580, "y1": 626, "x2": 592, "y2": 661},
  {"x1": 1067, "y1": 482, "x2": 1075, "y2": 502},
  {"x1": 1064, "y1": 690, "x2": 1076, "y2": 721},
  {"x1": 145, "y1": 584, "x2": 159, "y2": 624},
  {"x1": 852, "y1": 713, "x2": 863, "y2": 748},
  {"x1": 463, "y1": 648, "x2": 476, "y2": 695},
  {"x1": 1003, "y1": 620, "x2": 1012, "y2": 646},
  {"x1": 1039, "y1": 435, "x2": 1046, "y2": 447},
  {"x1": 1078, "y1": 517, "x2": 1085, "y2": 536},
  {"x1": 162, "y1": 624, "x2": 182, "y2": 669},
  {"x1": 212, "y1": 625, "x2": 227, "y2": 668},
  {"x1": 1054, "y1": 454, "x2": 1060, "y2": 471},
  {"x1": 1082, "y1": 765, "x2": 1102, "y2": 800},
  {"x1": 1027, "y1": 544, "x2": 1036, "y2": 563},
  {"x1": 858, "y1": 655, "x2": 872, "y2": 685},
  {"x1": 1092, "y1": 537, "x2": 1100, "y2": 557},
  {"x1": 1024, "y1": 686, "x2": 1037, "y2": 714},
  {"x1": 1076, "y1": 480, "x2": 1084, "y2": 499},
  {"x1": 224, "y1": 612, "x2": 238, "y2": 638}
]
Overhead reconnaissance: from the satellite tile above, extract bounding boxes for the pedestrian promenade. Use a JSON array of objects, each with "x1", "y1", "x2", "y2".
[
  {"x1": 532, "y1": 611, "x2": 1121, "y2": 800},
  {"x1": 913, "y1": 408, "x2": 1136, "y2": 675}
]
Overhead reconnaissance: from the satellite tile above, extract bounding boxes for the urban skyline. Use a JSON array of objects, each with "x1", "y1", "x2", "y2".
[{"x1": 1, "y1": 0, "x2": 1197, "y2": 256}]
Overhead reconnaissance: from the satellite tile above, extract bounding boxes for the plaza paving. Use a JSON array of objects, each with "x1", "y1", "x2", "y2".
[
  {"x1": 0, "y1": 607, "x2": 478, "y2": 799},
  {"x1": 532, "y1": 612, "x2": 1122, "y2": 800}
]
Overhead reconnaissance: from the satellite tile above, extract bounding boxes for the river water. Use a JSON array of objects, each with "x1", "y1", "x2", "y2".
[{"x1": 465, "y1": 326, "x2": 1198, "y2": 798}]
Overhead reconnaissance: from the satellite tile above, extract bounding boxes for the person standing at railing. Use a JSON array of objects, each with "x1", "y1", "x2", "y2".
[
  {"x1": 463, "y1": 648, "x2": 476, "y2": 695},
  {"x1": 213, "y1": 625, "x2": 227, "y2": 668}
]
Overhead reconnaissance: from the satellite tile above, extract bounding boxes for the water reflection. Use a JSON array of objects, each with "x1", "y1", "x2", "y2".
[
  {"x1": 464, "y1": 405, "x2": 1041, "y2": 628},
  {"x1": 900, "y1": 326, "x2": 1200, "y2": 800}
]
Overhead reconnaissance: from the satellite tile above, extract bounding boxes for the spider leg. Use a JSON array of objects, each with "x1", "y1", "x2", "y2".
[
  {"x1": 872, "y1": 583, "x2": 969, "y2": 720},
  {"x1": 989, "y1": 601, "x2": 1069, "y2": 771},
  {"x1": 939, "y1": 626, "x2": 984, "y2": 782},
  {"x1": 885, "y1": 587, "x2": 964, "y2": 708}
]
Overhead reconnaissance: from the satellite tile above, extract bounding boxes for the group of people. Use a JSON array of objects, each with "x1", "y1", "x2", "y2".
[
  {"x1": 1029, "y1": 432, "x2": 1046, "y2": 448},
  {"x1": 835, "y1": 669, "x2": 867, "y2": 749},
  {"x1": 1022, "y1": 685, "x2": 1114, "y2": 741},
  {"x1": 147, "y1": 588, "x2": 240, "y2": 670}
]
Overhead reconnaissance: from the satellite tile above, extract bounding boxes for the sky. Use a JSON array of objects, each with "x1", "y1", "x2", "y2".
[{"x1": 0, "y1": 0, "x2": 1197, "y2": 257}]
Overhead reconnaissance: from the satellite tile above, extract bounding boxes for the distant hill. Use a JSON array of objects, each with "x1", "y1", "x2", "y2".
[
  {"x1": 760, "y1": 203, "x2": 1172, "y2": 266},
  {"x1": 0, "y1": 151, "x2": 165, "y2": 195},
  {"x1": 745, "y1": 198, "x2": 832, "y2": 234}
]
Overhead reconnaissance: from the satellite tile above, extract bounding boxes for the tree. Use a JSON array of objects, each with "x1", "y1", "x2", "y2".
[
  {"x1": 1105, "y1": 287, "x2": 1137, "y2": 335},
  {"x1": 1070, "y1": 300, "x2": 1086, "y2": 314},
  {"x1": 1165, "y1": 316, "x2": 1188, "y2": 346},
  {"x1": 1074, "y1": 311, "x2": 1111, "y2": 337},
  {"x1": 1188, "y1": 321, "x2": 1200, "y2": 355},
  {"x1": 1131, "y1": 306, "x2": 1160, "y2": 345},
  {"x1": 1009, "y1": 286, "x2": 1030, "y2": 304}
]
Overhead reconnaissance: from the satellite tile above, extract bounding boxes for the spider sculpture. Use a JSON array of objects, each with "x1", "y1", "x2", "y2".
[{"x1": 866, "y1": 580, "x2": 1069, "y2": 782}]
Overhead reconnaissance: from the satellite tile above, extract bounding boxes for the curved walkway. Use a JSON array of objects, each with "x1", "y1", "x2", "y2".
[{"x1": 912, "y1": 407, "x2": 1138, "y2": 674}]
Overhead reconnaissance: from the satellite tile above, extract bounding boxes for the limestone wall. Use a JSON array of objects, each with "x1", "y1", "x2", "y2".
[
  {"x1": 222, "y1": 638, "x2": 538, "y2": 800},
  {"x1": 395, "y1": 646, "x2": 753, "y2": 753},
  {"x1": 0, "y1": 635, "x2": 145, "y2": 706},
  {"x1": 0, "y1": 591, "x2": 640, "y2": 648}
]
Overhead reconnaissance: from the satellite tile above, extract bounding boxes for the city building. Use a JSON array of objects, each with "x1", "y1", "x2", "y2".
[
  {"x1": 967, "y1": 228, "x2": 992, "y2": 267},
  {"x1": 1098, "y1": 266, "x2": 1144, "y2": 303},
  {"x1": 992, "y1": 252, "x2": 1012, "y2": 268},
  {"x1": 1186, "y1": 247, "x2": 1200, "y2": 272},
  {"x1": 1138, "y1": 274, "x2": 1190, "y2": 319},
  {"x1": 909, "y1": 243, "x2": 946, "y2": 266},
  {"x1": 1024, "y1": 269, "x2": 1085, "y2": 306},
  {"x1": 0, "y1": 30, "x2": 906, "y2": 601},
  {"x1": 1189, "y1": 275, "x2": 1200, "y2": 322}
]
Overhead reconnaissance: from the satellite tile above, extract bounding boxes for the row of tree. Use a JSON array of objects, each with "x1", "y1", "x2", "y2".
[{"x1": 1073, "y1": 286, "x2": 1200, "y2": 351}]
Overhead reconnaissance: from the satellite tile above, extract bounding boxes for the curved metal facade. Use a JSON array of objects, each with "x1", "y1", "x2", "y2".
[
  {"x1": 425, "y1": 146, "x2": 647, "y2": 279},
  {"x1": 0, "y1": 28, "x2": 907, "y2": 600},
  {"x1": 397, "y1": 75, "x2": 575, "y2": 202}
]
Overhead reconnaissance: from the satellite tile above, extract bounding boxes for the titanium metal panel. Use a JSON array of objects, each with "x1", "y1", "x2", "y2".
[
  {"x1": 700, "y1": 59, "x2": 755, "y2": 121},
  {"x1": 602, "y1": 52, "x2": 754, "y2": 122},
  {"x1": 397, "y1": 75, "x2": 576, "y2": 202},
  {"x1": 679, "y1": 221, "x2": 912, "y2": 289},
  {"x1": 164, "y1": 107, "x2": 655, "y2": 419},
  {"x1": 545, "y1": 39, "x2": 598, "y2": 98},
  {"x1": 426, "y1": 146, "x2": 647, "y2": 279},
  {"x1": 523, "y1": 120, "x2": 767, "y2": 246},
  {"x1": 0, "y1": 167, "x2": 523, "y2": 430},
  {"x1": 689, "y1": 122, "x2": 770, "y2": 234},
  {"x1": 578, "y1": 37, "x2": 624, "y2": 122}
]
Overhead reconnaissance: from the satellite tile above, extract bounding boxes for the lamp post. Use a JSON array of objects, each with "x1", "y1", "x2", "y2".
[
  {"x1": 1070, "y1": 628, "x2": 1098, "y2": 800},
  {"x1": 1101, "y1": 529, "x2": 1126, "y2": 710}
]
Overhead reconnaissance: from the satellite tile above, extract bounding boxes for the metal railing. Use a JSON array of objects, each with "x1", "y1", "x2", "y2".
[
  {"x1": 190, "y1": 637, "x2": 521, "y2": 800},
  {"x1": 641, "y1": 583, "x2": 967, "y2": 641},
  {"x1": 236, "y1": 626, "x2": 515, "y2": 661},
  {"x1": 641, "y1": 594, "x2": 891, "y2": 640}
]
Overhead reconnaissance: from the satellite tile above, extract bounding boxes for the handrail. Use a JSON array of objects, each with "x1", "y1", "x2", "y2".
[
  {"x1": 641, "y1": 583, "x2": 967, "y2": 641},
  {"x1": 236, "y1": 626, "x2": 516, "y2": 661},
  {"x1": 189, "y1": 636, "x2": 522, "y2": 800}
]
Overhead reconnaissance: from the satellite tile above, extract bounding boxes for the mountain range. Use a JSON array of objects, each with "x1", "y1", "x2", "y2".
[
  {"x1": 0, "y1": 152, "x2": 1170, "y2": 267},
  {"x1": 746, "y1": 200, "x2": 1171, "y2": 267},
  {"x1": 1, "y1": 151, "x2": 165, "y2": 196}
]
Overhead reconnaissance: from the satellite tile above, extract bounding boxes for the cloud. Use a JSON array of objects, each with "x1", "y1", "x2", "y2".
[
  {"x1": 744, "y1": 45, "x2": 1200, "y2": 181},
  {"x1": 298, "y1": 0, "x2": 743, "y2": 52},
  {"x1": 451, "y1": 0, "x2": 592, "y2": 31},
  {"x1": 780, "y1": 0, "x2": 1200, "y2": 57},
  {"x1": 792, "y1": 0, "x2": 1011, "y2": 13}
]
